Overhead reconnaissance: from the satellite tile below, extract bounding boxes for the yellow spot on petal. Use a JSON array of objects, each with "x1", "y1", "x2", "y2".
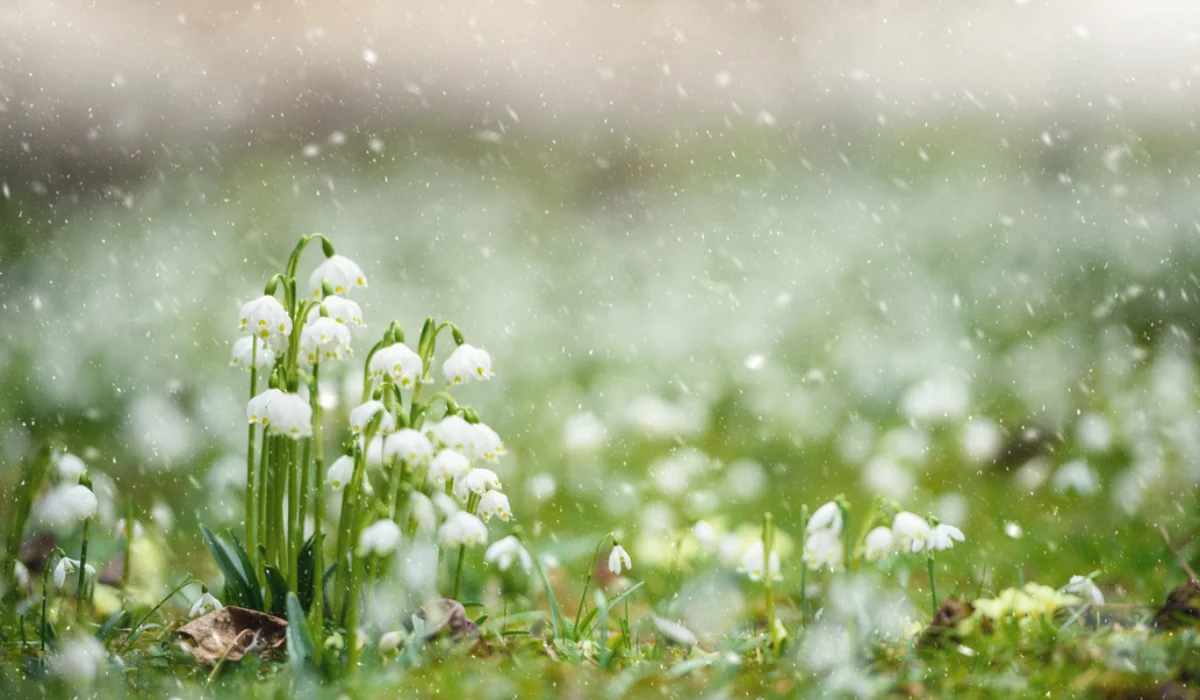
[{"x1": 356, "y1": 277, "x2": 365, "y2": 285}]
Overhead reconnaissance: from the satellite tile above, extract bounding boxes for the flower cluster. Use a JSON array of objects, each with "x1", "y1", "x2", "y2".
[{"x1": 803, "y1": 501, "x2": 844, "y2": 571}]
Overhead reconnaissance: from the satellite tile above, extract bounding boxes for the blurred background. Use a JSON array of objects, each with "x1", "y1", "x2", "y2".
[{"x1": 4, "y1": 0, "x2": 1200, "y2": 600}]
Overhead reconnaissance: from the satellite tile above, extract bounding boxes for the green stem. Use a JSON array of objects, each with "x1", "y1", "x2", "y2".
[
  {"x1": 308, "y1": 362, "x2": 326, "y2": 657},
  {"x1": 344, "y1": 555, "x2": 366, "y2": 672},
  {"x1": 928, "y1": 553, "x2": 939, "y2": 617},
  {"x1": 76, "y1": 518, "x2": 91, "y2": 620},
  {"x1": 256, "y1": 434, "x2": 271, "y2": 586},
  {"x1": 764, "y1": 512, "x2": 778, "y2": 651},
  {"x1": 245, "y1": 341, "x2": 259, "y2": 575},
  {"x1": 452, "y1": 545, "x2": 467, "y2": 600},
  {"x1": 294, "y1": 435, "x2": 311, "y2": 589},
  {"x1": 120, "y1": 503, "x2": 134, "y2": 590},
  {"x1": 288, "y1": 438, "x2": 300, "y2": 589},
  {"x1": 573, "y1": 533, "x2": 615, "y2": 636}
]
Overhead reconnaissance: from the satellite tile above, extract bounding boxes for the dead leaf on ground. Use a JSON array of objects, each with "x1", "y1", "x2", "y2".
[
  {"x1": 415, "y1": 598, "x2": 478, "y2": 641},
  {"x1": 1153, "y1": 580, "x2": 1200, "y2": 631},
  {"x1": 177, "y1": 606, "x2": 288, "y2": 664},
  {"x1": 918, "y1": 597, "x2": 974, "y2": 649}
]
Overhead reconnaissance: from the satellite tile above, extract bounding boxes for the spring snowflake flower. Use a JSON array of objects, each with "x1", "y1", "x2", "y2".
[
  {"x1": 300, "y1": 316, "x2": 352, "y2": 364},
  {"x1": 607, "y1": 543, "x2": 633, "y2": 575},
  {"x1": 807, "y1": 501, "x2": 843, "y2": 534},
  {"x1": 246, "y1": 388, "x2": 284, "y2": 427},
  {"x1": 369, "y1": 343, "x2": 423, "y2": 389},
  {"x1": 308, "y1": 296, "x2": 364, "y2": 329},
  {"x1": 484, "y1": 535, "x2": 533, "y2": 573},
  {"x1": 892, "y1": 511, "x2": 932, "y2": 553},
  {"x1": 428, "y1": 450, "x2": 470, "y2": 488},
  {"x1": 427, "y1": 416, "x2": 478, "y2": 456},
  {"x1": 737, "y1": 541, "x2": 781, "y2": 582},
  {"x1": 308, "y1": 254, "x2": 367, "y2": 297},
  {"x1": 803, "y1": 528, "x2": 843, "y2": 571},
  {"x1": 350, "y1": 400, "x2": 395, "y2": 437},
  {"x1": 189, "y1": 591, "x2": 223, "y2": 618},
  {"x1": 238, "y1": 295, "x2": 292, "y2": 340},
  {"x1": 407, "y1": 493, "x2": 438, "y2": 536},
  {"x1": 927, "y1": 523, "x2": 965, "y2": 551},
  {"x1": 477, "y1": 491, "x2": 511, "y2": 522},
  {"x1": 357, "y1": 519, "x2": 403, "y2": 557},
  {"x1": 473, "y1": 423, "x2": 506, "y2": 462},
  {"x1": 53, "y1": 557, "x2": 96, "y2": 588},
  {"x1": 438, "y1": 511, "x2": 488, "y2": 548},
  {"x1": 384, "y1": 428, "x2": 435, "y2": 466},
  {"x1": 1066, "y1": 575, "x2": 1105, "y2": 606},
  {"x1": 230, "y1": 336, "x2": 271, "y2": 370},
  {"x1": 326, "y1": 455, "x2": 355, "y2": 491},
  {"x1": 55, "y1": 452, "x2": 88, "y2": 483},
  {"x1": 443, "y1": 343, "x2": 493, "y2": 385},
  {"x1": 463, "y1": 468, "x2": 502, "y2": 495},
  {"x1": 267, "y1": 392, "x2": 312, "y2": 439},
  {"x1": 379, "y1": 630, "x2": 404, "y2": 654},
  {"x1": 864, "y1": 526, "x2": 895, "y2": 561}
]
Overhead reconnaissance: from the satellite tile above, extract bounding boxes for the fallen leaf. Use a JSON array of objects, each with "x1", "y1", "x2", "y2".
[
  {"x1": 177, "y1": 606, "x2": 288, "y2": 664},
  {"x1": 1153, "y1": 580, "x2": 1200, "y2": 630},
  {"x1": 918, "y1": 597, "x2": 974, "y2": 649},
  {"x1": 415, "y1": 598, "x2": 478, "y2": 641}
]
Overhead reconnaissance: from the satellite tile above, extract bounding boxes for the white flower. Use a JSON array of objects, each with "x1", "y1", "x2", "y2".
[
  {"x1": 230, "y1": 335, "x2": 271, "y2": 370},
  {"x1": 473, "y1": 423, "x2": 506, "y2": 462},
  {"x1": 563, "y1": 412, "x2": 607, "y2": 452},
  {"x1": 803, "y1": 529, "x2": 843, "y2": 571},
  {"x1": 407, "y1": 493, "x2": 438, "y2": 535},
  {"x1": 350, "y1": 400, "x2": 395, "y2": 436},
  {"x1": 246, "y1": 388, "x2": 284, "y2": 427},
  {"x1": 737, "y1": 541, "x2": 781, "y2": 582},
  {"x1": 443, "y1": 343, "x2": 493, "y2": 385},
  {"x1": 308, "y1": 254, "x2": 367, "y2": 297},
  {"x1": 428, "y1": 450, "x2": 470, "y2": 488},
  {"x1": 927, "y1": 523, "x2": 964, "y2": 552},
  {"x1": 477, "y1": 491, "x2": 511, "y2": 522},
  {"x1": 357, "y1": 519, "x2": 403, "y2": 556},
  {"x1": 299, "y1": 316, "x2": 352, "y2": 364},
  {"x1": 48, "y1": 485, "x2": 98, "y2": 526},
  {"x1": 369, "y1": 343, "x2": 423, "y2": 389},
  {"x1": 53, "y1": 557, "x2": 96, "y2": 588},
  {"x1": 117, "y1": 518, "x2": 144, "y2": 540},
  {"x1": 608, "y1": 544, "x2": 632, "y2": 575},
  {"x1": 51, "y1": 635, "x2": 107, "y2": 688},
  {"x1": 238, "y1": 295, "x2": 292, "y2": 340},
  {"x1": 1052, "y1": 459, "x2": 1101, "y2": 496},
  {"x1": 55, "y1": 453, "x2": 87, "y2": 483},
  {"x1": 384, "y1": 429, "x2": 435, "y2": 466},
  {"x1": 438, "y1": 511, "x2": 488, "y2": 548},
  {"x1": 364, "y1": 435, "x2": 385, "y2": 469},
  {"x1": 267, "y1": 392, "x2": 312, "y2": 439},
  {"x1": 308, "y1": 296, "x2": 365, "y2": 329},
  {"x1": 327, "y1": 455, "x2": 355, "y2": 490},
  {"x1": 484, "y1": 535, "x2": 533, "y2": 573},
  {"x1": 693, "y1": 521, "x2": 716, "y2": 551},
  {"x1": 379, "y1": 630, "x2": 404, "y2": 654},
  {"x1": 1066, "y1": 575, "x2": 1105, "y2": 606},
  {"x1": 806, "y1": 501, "x2": 843, "y2": 535},
  {"x1": 892, "y1": 511, "x2": 933, "y2": 553},
  {"x1": 864, "y1": 526, "x2": 895, "y2": 561},
  {"x1": 427, "y1": 416, "x2": 478, "y2": 456},
  {"x1": 464, "y1": 468, "x2": 502, "y2": 495},
  {"x1": 189, "y1": 591, "x2": 223, "y2": 618},
  {"x1": 13, "y1": 561, "x2": 29, "y2": 588}
]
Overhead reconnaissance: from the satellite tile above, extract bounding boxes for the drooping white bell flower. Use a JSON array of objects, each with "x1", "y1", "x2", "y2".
[
  {"x1": 427, "y1": 416, "x2": 479, "y2": 457},
  {"x1": 442, "y1": 343, "x2": 493, "y2": 385},
  {"x1": 737, "y1": 541, "x2": 782, "y2": 582},
  {"x1": 892, "y1": 512, "x2": 933, "y2": 553},
  {"x1": 806, "y1": 501, "x2": 843, "y2": 535},
  {"x1": 55, "y1": 453, "x2": 88, "y2": 483},
  {"x1": 693, "y1": 521, "x2": 717, "y2": 552},
  {"x1": 299, "y1": 316, "x2": 352, "y2": 365},
  {"x1": 428, "y1": 450, "x2": 470, "y2": 488},
  {"x1": 802, "y1": 528, "x2": 843, "y2": 571},
  {"x1": 52, "y1": 484, "x2": 98, "y2": 526},
  {"x1": 369, "y1": 343, "x2": 423, "y2": 389},
  {"x1": 267, "y1": 392, "x2": 312, "y2": 439},
  {"x1": 607, "y1": 544, "x2": 633, "y2": 575},
  {"x1": 1065, "y1": 575, "x2": 1105, "y2": 606},
  {"x1": 189, "y1": 591, "x2": 223, "y2": 618},
  {"x1": 238, "y1": 295, "x2": 292, "y2": 340},
  {"x1": 407, "y1": 493, "x2": 438, "y2": 536},
  {"x1": 350, "y1": 400, "x2": 394, "y2": 437},
  {"x1": 379, "y1": 630, "x2": 404, "y2": 654},
  {"x1": 432, "y1": 491, "x2": 461, "y2": 516},
  {"x1": 476, "y1": 491, "x2": 511, "y2": 522},
  {"x1": 53, "y1": 557, "x2": 96, "y2": 588},
  {"x1": 383, "y1": 429, "x2": 434, "y2": 466},
  {"x1": 473, "y1": 423, "x2": 506, "y2": 462},
  {"x1": 364, "y1": 435, "x2": 385, "y2": 469},
  {"x1": 864, "y1": 526, "x2": 895, "y2": 561},
  {"x1": 308, "y1": 254, "x2": 367, "y2": 297},
  {"x1": 326, "y1": 455, "x2": 355, "y2": 491},
  {"x1": 307, "y1": 296, "x2": 365, "y2": 329},
  {"x1": 246, "y1": 388, "x2": 284, "y2": 427},
  {"x1": 463, "y1": 468, "x2": 502, "y2": 495},
  {"x1": 927, "y1": 523, "x2": 964, "y2": 552},
  {"x1": 484, "y1": 535, "x2": 533, "y2": 573},
  {"x1": 438, "y1": 511, "x2": 488, "y2": 548},
  {"x1": 357, "y1": 519, "x2": 403, "y2": 557},
  {"x1": 230, "y1": 336, "x2": 271, "y2": 370}
]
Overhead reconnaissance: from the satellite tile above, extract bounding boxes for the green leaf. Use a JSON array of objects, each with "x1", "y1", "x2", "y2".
[
  {"x1": 297, "y1": 535, "x2": 317, "y2": 612},
  {"x1": 530, "y1": 548, "x2": 567, "y2": 640},
  {"x1": 263, "y1": 566, "x2": 289, "y2": 618},
  {"x1": 200, "y1": 526, "x2": 253, "y2": 609},
  {"x1": 95, "y1": 610, "x2": 127, "y2": 642},
  {"x1": 575, "y1": 607, "x2": 600, "y2": 642},
  {"x1": 226, "y1": 530, "x2": 264, "y2": 610},
  {"x1": 581, "y1": 581, "x2": 644, "y2": 639},
  {"x1": 286, "y1": 592, "x2": 317, "y2": 677}
]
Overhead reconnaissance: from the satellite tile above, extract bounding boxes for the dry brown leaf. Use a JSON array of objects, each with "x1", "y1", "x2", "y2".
[
  {"x1": 416, "y1": 598, "x2": 478, "y2": 641},
  {"x1": 177, "y1": 606, "x2": 288, "y2": 664}
]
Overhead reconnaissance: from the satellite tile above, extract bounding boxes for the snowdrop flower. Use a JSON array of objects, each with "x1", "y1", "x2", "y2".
[
  {"x1": 807, "y1": 501, "x2": 843, "y2": 534},
  {"x1": 428, "y1": 450, "x2": 470, "y2": 488},
  {"x1": 608, "y1": 544, "x2": 632, "y2": 575},
  {"x1": 326, "y1": 455, "x2": 354, "y2": 491},
  {"x1": 891, "y1": 511, "x2": 932, "y2": 553},
  {"x1": 308, "y1": 296, "x2": 364, "y2": 329},
  {"x1": 477, "y1": 491, "x2": 511, "y2": 522},
  {"x1": 55, "y1": 453, "x2": 87, "y2": 483},
  {"x1": 384, "y1": 428, "x2": 435, "y2": 466},
  {"x1": 13, "y1": 561, "x2": 29, "y2": 588},
  {"x1": 53, "y1": 557, "x2": 96, "y2": 588},
  {"x1": 369, "y1": 343, "x2": 423, "y2": 389},
  {"x1": 407, "y1": 493, "x2": 438, "y2": 535},
  {"x1": 309, "y1": 254, "x2": 367, "y2": 297},
  {"x1": 737, "y1": 541, "x2": 781, "y2": 582},
  {"x1": 927, "y1": 523, "x2": 965, "y2": 551},
  {"x1": 427, "y1": 416, "x2": 478, "y2": 456},
  {"x1": 803, "y1": 529, "x2": 844, "y2": 571},
  {"x1": 443, "y1": 343, "x2": 493, "y2": 385},
  {"x1": 238, "y1": 295, "x2": 292, "y2": 340},
  {"x1": 864, "y1": 526, "x2": 895, "y2": 561},
  {"x1": 1066, "y1": 575, "x2": 1105, "y2": 606},
  {"x1": 438, "y1": 511, "x2": 488, "y2": 548},
  {"x1": 357, "y1": 519, "x2": 403, "y2": 557},
  {"x1": 350, "y1": 400, "x2": 394, "y2": 437},
  {"x1": 473, "y1": 423, "x2": 506, "y2": 462},
  {"x1": 52, "y1": 484, "x2": 99, "y2": 526},
  {"x1": 484, "y1": 535, "x2": 533, "y2": 573},
  {"x1": 246, "y1": 388, "x2": 284, "y2": 427},
  {"x1": 267, "y1": 392, "x2": 312, "y2": 439},
  {"x1": 230, "y1": 335, "x2": 271, "y2": 370},
  {"x1": 300, "y1": 316, "x2": 352, "y2": 364},
  {"x1": 379, "y1": 630, "x2": 404, "y2": 654},
  {"x1": 189, "y1": 590, "x2": 223, "y2": 618}
]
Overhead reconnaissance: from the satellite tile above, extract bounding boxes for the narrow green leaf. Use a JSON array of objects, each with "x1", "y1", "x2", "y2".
[
  {"x1": 226, "y1": 530, "x2": 264, "y2": 611},
  {"x1": 286, "y1": 592, "x2": 316, "y2": 676},
  {"x1": 200, "y1": 526, "x2": 252, "y2": 608},
  {"x1": 95, "y1": 610, "x2": 127, "y2": 642},
  {"x1": 263, "y1": 566, "x2": 289, "y2": 617},
  {"x1": 297, "y1": 535, "x2": 316, "y2": 612},
  {"x1": 530, "y1": 549, "x2": 566, "y2": 639}
]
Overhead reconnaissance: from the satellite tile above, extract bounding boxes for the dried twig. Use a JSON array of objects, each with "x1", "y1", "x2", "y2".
[{"x1": 1158, "y1": 522, "x2": 1199, "y2": 584}]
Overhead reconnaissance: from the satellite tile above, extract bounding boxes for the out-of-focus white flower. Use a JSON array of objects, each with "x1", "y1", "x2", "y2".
[
  {"x1": 443, "y1": 343, "x2": 493, "y2": 385},
  {"x1": 308, "y1": 296, "x2": 365, "y2": 329},
  {"x1": 1076, "y1": 413, "x2": 1113, "y2": 454},
  {"x1": 432, "y1": 491, "x2": 460, "y2": 516},
  {"x1": 653, "y1": 617, "x2": 699, "y2": 646},
  {"x1": 55, "y1": 452, "x2": 88, "y2": 483},
  {"x1": 528, "y1": 472, "x2": 557, "y2": 501},
  {"x1": 407, "y1": 493, "x2": 438, "y2": 535},
  {"x1": 1066, "y1": 575, "x2": 1105, "y2": 606},
  {"x1": 268, "y1": 392, "x2": 312, "y2": 439},
  {"x1": 299, "y1": 317, "x2": 352, "y2": 364},
  {"x1": 892, "y1": 512, "x2": 932, "y2": 553},
  {"x1": 357, "y1": 519, "x2": 403, "y2": 556},
  {"x1": 13, "y1": 561, "x2": 29, "y2": 588},
  {"x1": 309, "y1": 254, "x2": 367, "y2": 297},
  {"x1": 901, "y1": 376, "x2": 970, "y2": 423},
  {"x1": 803, "y1": 529, "x2": 843, "y2": 571},
  {"x1": 864, "y1": 526, "x2": 895, "y2": 561},
  {"x1": 484, "y1": 535, "x2": 533, "y2": 573},
  {"x1": 563, "y1": 412, "x2": 607, "y2": 452},
  {"x1": 246, "y1": 388, "x2": 284, "y2": 427},
  {"x1": 928, "y1": 523, "x2": 964, "y2": 551},
  {"x1": 350, "y1": 400, "x2": 394, "y2": 436},
  {"x1": 369, "y1": 343, "x2": 422, "y2": 389},
  {"x1": 608, "y1": 544, "x2": 632, "y2": 575},
  {"x1": 51, "y1": 635, "x2": 107, "y2": 688},
  {"x1": 737, "y1": 541, "x2": 781, "y2": 582},
  {"x1": 151, "y1": 501, "x2": 175, "y2": 532},
  {"x1": 806, "y1": 502, "x2": 843, "y2": 535},
  {"x1": 384, "y1": 428, "x2": 434, "y2": 466},
  {"x1": 428, "y1": 450, "x2": 470, "y2": 488},
  {"x1": 427, "y1": 416, "x2": 477, "y2": 455},
  {"x1": 117, "y1": 518, "x2": 144, "y2": 540},
  {"x1": 477, "y1": 491, "x2": 511, "y2": 522},
  {"x1": 238, "y1": 295, "x2": 292, "y2": 340},
  {"x1": 961, "y1": 417, "x2": 1003, "y2": 463},
  {"x1": 473, "y1": 423, "x2": 505, "y2": 462},
  {"x1": 326, "y1": 455, "x2": 355, "y2": 490},
  {"x1": 189, "y1": 591, "x2": 223, "y2": 617},
  {"x1": 364, "y1": 435, "x2": 384, "y2": 469},
  {"x1": 438, "y1": 511, "x2": 488, "y2": 548},
  {"x1": 693, "y1": 520, "x2": 716, "y2": 552},
  {"x1": 53, "y1": 485, "x2": 99, "y2": 525},
  {"x1": 379, "y1": 630, "x2": 404, "y2": 654},
  {"x1": 230, "y1": 336, "x2": 270, "y2": 371},
  {"x1": 53, "y1": 557, "x2": 96, "y2": 588},
  {"x1": 1051, "y1": 459, "x2": 1100, "y2": 496}
]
